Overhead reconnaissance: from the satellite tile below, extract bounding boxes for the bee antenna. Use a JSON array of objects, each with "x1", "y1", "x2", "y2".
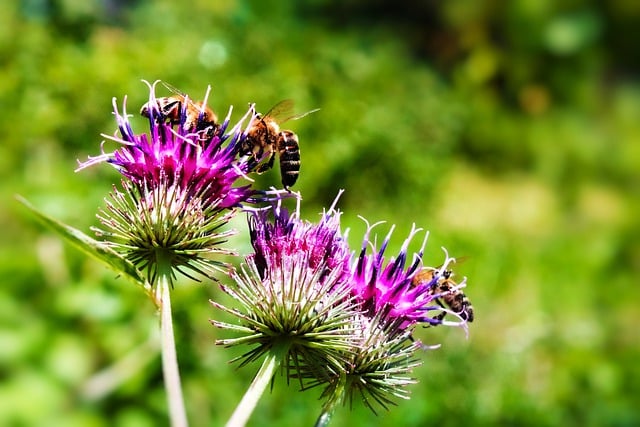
[
  {"x1": 284, "y1": 108, "x2": 321, "y2": 123},
  {"x1": 161, "y1": 81, "x2": 184, "y2": 95}
]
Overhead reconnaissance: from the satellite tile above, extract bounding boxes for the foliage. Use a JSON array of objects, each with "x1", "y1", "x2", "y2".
[{"x1": 2, "y1": 0, "x2": 639, "y2": 426}]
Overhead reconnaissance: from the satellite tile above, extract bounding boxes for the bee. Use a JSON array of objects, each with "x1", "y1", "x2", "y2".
[
  {"x1": 140, "y1": 82, "x2": 218, "y2": 139},
  {"x1": 412, "y1": 267, "x2": 474, "y2": 324},
  {"x1": 239, "y1": 100, "x2": 318, "y2": 190}
]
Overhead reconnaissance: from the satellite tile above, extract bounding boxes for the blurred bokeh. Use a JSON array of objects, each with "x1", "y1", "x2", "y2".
[{"x1": 2, "y1": 0, "x2": 639, "y2": 426}]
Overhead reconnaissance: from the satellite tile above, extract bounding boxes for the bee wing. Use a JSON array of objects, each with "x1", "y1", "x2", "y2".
[
  {"x1": 262, "y1": 99, "x2": 295, "y2": 122},
  {"x1": 452, "y1": 255, "x2": 470, "y2": 265},
  {"x1": 161, "y1": 81, "x2": 187, "y2": 97},
  {"x1": 161, "y1": 81, "x2": 202, "y2": 107},
  {"x1": 263, "y1": 99, "x2": 320, "y2": 124}
]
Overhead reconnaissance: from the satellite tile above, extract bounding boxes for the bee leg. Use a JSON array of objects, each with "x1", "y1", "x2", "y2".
[
  {"x1": 236, "y1": 140, "x2": 251, "y2": 157},
  {"x1": 255, "y1": 152, "x2": 276, "y2": 174},
  {"x1": 267, "y1": 150, "x2": 276, "y2": 169},
  {"x1": 431, "y1": 299, "x2": 447, "y2": 326},
  {"x1": 202, "y1": 125, "x2": 217, "y2": 141}
]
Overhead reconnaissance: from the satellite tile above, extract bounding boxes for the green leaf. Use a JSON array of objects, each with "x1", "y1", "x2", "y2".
[{"x1": 15, "y1": 195, "x2": 158, "y2": 307}]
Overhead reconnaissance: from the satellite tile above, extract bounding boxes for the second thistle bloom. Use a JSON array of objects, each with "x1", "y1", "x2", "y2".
[
  {"x1": 77, "y1": 81, "x2": 271, "y2": 286},
  {"x1": 211, "y1": 193, "x2": 474, "y2": 417},
  {"x1": 212, "y1": 196, "x2": 357, "y2": 378}
]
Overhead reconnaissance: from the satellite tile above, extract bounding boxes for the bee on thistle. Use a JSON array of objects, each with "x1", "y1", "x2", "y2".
[
  {"x1": 77, "y1": 80, "x2": 289, "y2": 285},
  {"x1": 412, "y1": 266, "x2": 474, "y2": 324},
  {"x1": 139, "y1": 82, "x2": 219, "y2": 141},
  {"x1": 239, "y1": 100, "x2": 318, "y2": 190}
]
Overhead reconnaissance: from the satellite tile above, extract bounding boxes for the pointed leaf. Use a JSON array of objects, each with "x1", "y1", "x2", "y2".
[{"x1": 16, "y1": 195, "x2": 157, "y2": 306}]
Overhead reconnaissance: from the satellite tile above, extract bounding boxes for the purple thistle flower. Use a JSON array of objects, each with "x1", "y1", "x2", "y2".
[
  {"x1": 208, "y1": 189, "x2": 473, "y2": 418},
  {"x1": 212, "y1": 193, "x2": 358, "y2": 380},
  {"x1": 78, "y1": 80, "x2": 259, "y2": 209},
  {"x1": 76, "y1": 81, "x2": 288, "y2": 285},
  {"x1": 352, "y1": 220, "x2": 471, "y2": 331},
  {"x1": 310, "y1": 219, "x2": 473, "y2": 415},
  {"x1": 248, "y1": 196, "x2": 352, "y2": 286}
]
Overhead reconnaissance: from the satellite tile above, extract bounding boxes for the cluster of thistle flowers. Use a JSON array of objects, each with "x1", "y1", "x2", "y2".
[
  {"x1": 213, "y1": 197, "x2": 471, "y2": 412},
  {"x1": 79, "y1": 81, "x2": 472, "y2": 414}
]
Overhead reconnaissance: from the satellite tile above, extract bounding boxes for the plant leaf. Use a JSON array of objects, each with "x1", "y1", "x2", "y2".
[{"x1": 15, "y1": 195, "x2": 158, "y2": 307}]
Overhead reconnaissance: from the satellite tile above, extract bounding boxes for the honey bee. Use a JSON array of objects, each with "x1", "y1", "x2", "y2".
[
  {"x1": 140, "y1": 82, "x2": 218, "y2": 139},
  {"x1": 239, "y1": 100, "x2": 318, "y2": 190},
  {"x1": 412, "y1": 267, "x2": 474, "y2": 324}
]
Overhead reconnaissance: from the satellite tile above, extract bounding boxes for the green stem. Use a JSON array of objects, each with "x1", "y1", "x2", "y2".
[
  {"x1": 158, "y1": 253, "x2": 189, "y2": 427},
  {"x1": 314, "y1": 373, "x2": 346, "y2": 427},
  {"x1": 225, "y1": 341, "x2": 290, "y2": 427}
]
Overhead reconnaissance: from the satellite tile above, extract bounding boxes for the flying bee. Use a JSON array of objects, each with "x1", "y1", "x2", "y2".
[
  {"x1": 140, "y1": 82, "x2": 218, "y2": 139},
  {"x1": 239, "y1": 100, "x2": 318, "y2": 190},
  {"x1": 412, "y1": 267, "x2": 474, "y2": 324}
]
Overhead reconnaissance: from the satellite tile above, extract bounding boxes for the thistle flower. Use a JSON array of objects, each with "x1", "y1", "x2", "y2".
[
  {"x1": 248, "y1": 196, "x2": 352, "y2": 288},
  {"x1": 212, "y1": 194, "x2": 474, "y2": 425},
  {"x1": 313, "y1": 220, "x2": 473, "y2": 420},
  {"x1": 76, "y1": 81, "x2": 278, "y2": 286},
  {"x1": 210, "y1": 194, "x2": 364, "y2": 426},
  {"x1": 72, "y1": 81, "x2": 295, "y2": 426},
  {"x1": 211, "y1": 194, "x2": 357, "y2": 379},
  {"x1": 352, "y1": 221, "x2": 471, "y2": 330}
]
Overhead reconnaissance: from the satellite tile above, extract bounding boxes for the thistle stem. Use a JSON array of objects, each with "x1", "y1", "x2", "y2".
[
  {"x1": 158, "y1": 253, "x2": 189, "y2": 427},
  {"x1": 314, "y1": 373, "x2": 346, "y2": 427},
  {"x1": 225, "y1": 341, "x2": 290, "y2": 427}
]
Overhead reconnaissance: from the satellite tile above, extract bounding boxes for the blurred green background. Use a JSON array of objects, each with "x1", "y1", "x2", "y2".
[{"x1": 2, "y1": 0, "x2": 639, "y2": 426}]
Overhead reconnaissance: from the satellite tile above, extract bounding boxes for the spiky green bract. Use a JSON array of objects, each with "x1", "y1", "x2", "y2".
[
  {"x1": 94, "y1": 178, "x2": 237, "y2": 285},
  {"x1": 311, "y1": 308, "x2": 422, "y2": 415},
  {"x1": 211, "y1": 199, "x2": 358, "y2": 384}
]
